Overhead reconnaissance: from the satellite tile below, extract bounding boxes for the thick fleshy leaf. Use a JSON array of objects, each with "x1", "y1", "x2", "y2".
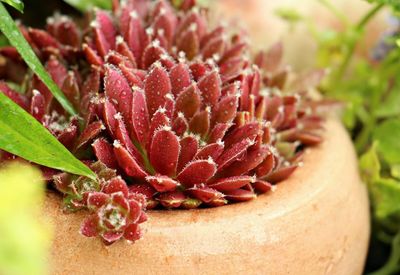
[
  {"x1": 113, "y1": 140, "x2": 148, "y2": 178},
  {"x1": 103, "y1": 177, "x2": 129, "y2": 197},
  {"x1": 102, "y1": 231, "x2": 124, "y2": 244},
  {"x1": 201, "y1": 37, "x2": 226, "y2": 60},
  {"x1": 181, "y1": 198, "x2": 202, "y2": 209},
  {"x1": 92, "y1": 138, "x2": 118, "y2": 169},
  {"x1": 209, "y1": 176, "x2": 254, "y2": 192},
  {"x1": 124, "y1": 223, "x2": 142, "y2": 242},
  {"x1": 104, "y1": 65, "x2": 132, "y2": 123},
  {"x1": 177, "y1": 134, "x2": 199, "y2": 172},
  {"x1": 221, "y1": 146, "x2": 269, "y2": 177},
  {"x1": 57, "y1": 124, "x2": 78, "y2": 150},
  {"x1": 198, "y1": 70, "x2": 221, "y2": 107},
  {"x1": 208, "y1": 123, "x2": 231, "y2": 143},
  {"x1": 146, "y1": 175, "x2": 179, "y2": 192},
  {"x1": 252, "y1": 180, "x2": 272, "y2": 194},
  {"x1": 175, "y1": 83, "x2": 201, "y2": 119},
  {"x1": 169, "y1": 62, "x2": 191, "y2": 96},
  {"x1": 264, "y1": 165, "x2": 298, "y2": 183},
  {"x1": 172, "y1": 114, "x2": 189, "y2": 136},
  {"x1": 0, "y1": 81, "x2": 29, "y2": 110},
  {"x1": 80, "y1": 214, "x2": 99, "y2": 237},
  {"x1": 158, "y1": 191, "x2": 186, "y2": 208},
  {"x1": 83, "y1": 43, "x2": 104, "y2": 67},
  {"x1": 150, "y1": 126, "x2": 180, "y2": 176},
  {"x1": 212, "y1": 95, "x2": 238, "y2": 125},
  {"x1": 96, "y1": 10, "x2": 116, "y2": 49},
  {"x1": 255, "y1": 152, "x2": 275, "y2": 177},
  {"x1": 186, "y1": 185, "x2": 224, "y2": 203},
  {"x1": 224, "y1": 189, "x2": 256, "y2": 202},
  {"x1": 223, "y1": 122, "x2": 260, "y2": 149},
  {"x1": 194, "y1": 141, "x2": 224, "y2": 161},
  {"x1": 177, "y1": 158, "x2": 217, "y2": 187},
  {"x1": 76, "y1": 121, "x2": 105, "y2": 149},
  {"x1": 216, "y1": 138, "x2": 254, "y2": 172},
  {"x1": 144, "y1": 62, "x2": 172, "y2": 116},
  {"x1": 0, "y1": 92, "x2": 96, "y2": 179},
  {"x1": 189, "y1": 109, "x2": 210, "y2": 138},
  {"x1": 87, "y1": 192, "x2": 109, "y2": 209},
  {"x1": 114, "y1": 114, "x2": 141, "y2": 160},
  {"x1": 131, "y1": 89, "x2": 150, "y2": 146},
  {"x1": 177, "y1": 27, "x2": 199, "y2": 60},
  {"x1": 141, "y1": 40, "x2": 165, "y2": 69},
  {"x1": 102, "y1": 100, "x2": 118, "y2": 136},
  {"x1": 148, "y1": 108, "x2": 170, "y2": 149}
]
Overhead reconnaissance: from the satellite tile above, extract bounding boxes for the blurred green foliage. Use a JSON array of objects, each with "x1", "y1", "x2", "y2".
[
  {"x1": 0, "y1": 163, "x2": 51, "y2": 275},
  {"x1": 277, "y1": 1, "x2": 400, "y2": 273}
]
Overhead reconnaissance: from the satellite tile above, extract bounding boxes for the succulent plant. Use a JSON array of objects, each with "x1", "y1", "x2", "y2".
[{"x1": 0, "y1": 0, "x2": 324, "y2": 244}]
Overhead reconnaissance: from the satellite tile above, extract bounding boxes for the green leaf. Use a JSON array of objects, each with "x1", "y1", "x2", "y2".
[
  {"x1": 370, "y1": 177, "x2": 400, "y2": 220},
  {"x1": 373, "y1": 119, "x2": 400, "y2": 165},
  {"x1": 0, "y1": 92, "x2": 96, "y2": 180},
  {"x1": 366, "y1": 0, "x2": 400, "y2": 11},
  {"x1": 1, "y1": 0, "x2": 24, "y2": 13},
  {"x1": 0, "y1": 2, "x2": 76, "y2": 116},
  {"x1": 391, "y1": 165, "x2": 400, "y2": 180},
  {"x1": 360, "y1": 143, "x2": 381, "y2": 182},
  {"x1": 62, "y1": 0, "x2": 111, "y2": 12}
]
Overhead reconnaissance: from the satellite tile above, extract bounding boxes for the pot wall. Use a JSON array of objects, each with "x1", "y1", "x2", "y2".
[{"x1": 45, "y1": 118, "x2": 370, "y2": 275}]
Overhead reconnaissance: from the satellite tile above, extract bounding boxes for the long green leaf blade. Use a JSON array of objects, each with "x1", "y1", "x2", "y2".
[
  {"x1": 0, "y1": 2, "x2": 76, "y2": 115},
  {"x1": 1, "y1": 0, "x2": 24, "y2": 12},
  {"x1": 0, "y1": 92, "x2": 96, "y2": 180},
  {"x1": 62, "y1": 0, "x2": 111, "y2": 12}
]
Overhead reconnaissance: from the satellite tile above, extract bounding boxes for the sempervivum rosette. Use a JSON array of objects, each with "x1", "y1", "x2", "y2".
[{"x1": 0, "y1": 0, "x2": 324, "y2": 244}]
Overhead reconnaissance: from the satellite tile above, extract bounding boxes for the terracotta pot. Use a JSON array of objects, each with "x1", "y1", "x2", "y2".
[{"x1": 45, "y1": 117, "x2": 370, "y2": 275}]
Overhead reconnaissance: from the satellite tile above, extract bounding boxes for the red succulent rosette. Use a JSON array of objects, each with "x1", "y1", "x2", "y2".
[{"x1": 0, "y1": 0, "x2": 326, "y2": 243}]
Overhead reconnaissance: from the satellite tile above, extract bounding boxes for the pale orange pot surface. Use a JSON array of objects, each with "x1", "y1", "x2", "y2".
[{"x1": 45, "y1": 118, "x2": 370, "y2": 275}]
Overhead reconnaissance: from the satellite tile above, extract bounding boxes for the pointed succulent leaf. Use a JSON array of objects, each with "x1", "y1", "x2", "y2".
[
  {"x1": 177, "y1": 134, "x2": 199, "y2": 172},
  {"x1": 175, "y1": 83, "x2": 201, "y2": 119},
  {"x1": 264, "y1": 165, "x2": 298, "y2": 183},
  {"x1": 177, "y1": 158, "x2": 217, "y2": 188},
  {"x1": 212, "y1": 95, "x2": 238, "y2": 125},
  {"x1": 80, "y1": 214, "x2": 99, "y2": 237},
  {"x1": 208, "y1": 123, "x2": 231, "y2": 143},
  {"x1": 158, "y1": 191, "x2": 186, "y2": 208},
  {"x1": 131, "y1": 89, "x2": 150, "y2": 146},
  {"x1": 76, "y1": 121, "x2": 105, "y2": 149},
  {"x1": 104, "y1": 65, "x2": 133, "y2": 123},
  {"x1": 146, "y1": 175, "x2": 179, "y2": 192},
  {"x1": 224, "y1": 189, "x2": 256, "y2": 202},
  {"x1": 172, "y1": 114, "x2": 189, "y2": 136},
  {"x1": 216, "y1": 138, "x2": 254, "y2": 172},
  {"x1": 189, "y1": 109, "x2": 210, "y2": 138},
  {"x1": 221, "y1": 145, "x2": 269, "y2": 177},
  {"x1": 124, "y1": 223, "x2": 142, "y2": 242},
  {"x1": 252, "y1": 180, "x2": 272, "y2": 194},
  {"x1": 169, "y1": 62, "x2": 192, "y2": 96},
  {"x1": 103, "y1": 177, "x2": 129, "y2": 197},
  {"x1": 209, "y1": 176, "x2": 254, "y2": 192},
  {"x1": 87, "y1": 192, "x2": 109, "y2": 210},
  {"x1": 113, "y1": 140, "x2": 148, "y2": 178},
  {"x1": 144, "y1": 62, "x2": 172, "y2": 117},
  {"x1": 186, "y1": 185, "x2": 224, "y2": 203},
  {"x1": 92, "y1": 138, "x2": 119, "y2": 170},
  {"x1": 223, "y1": 122, "x2": 260, "y2": 149},
  {"x1": 198, "y1": 70, "x2": 221, "y2": 108},
  {"x1": 150, "y1": 126, "x2": 180, "y2": 177},
  {"x1": 194, "y1": 141, "x2": 224, "y2": 161}
]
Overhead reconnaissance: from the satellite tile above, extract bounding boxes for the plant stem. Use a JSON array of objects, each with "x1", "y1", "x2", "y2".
[{"x1": 336, "y1": 3, "x2": 385, "y2": 80}]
